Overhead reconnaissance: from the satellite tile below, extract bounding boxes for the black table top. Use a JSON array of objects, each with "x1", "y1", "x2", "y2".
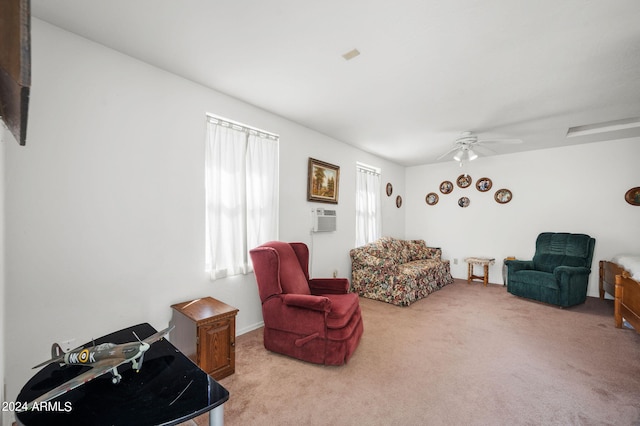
[{"x1": 16, "y1": 323, "x2": 229, "y2": 426}]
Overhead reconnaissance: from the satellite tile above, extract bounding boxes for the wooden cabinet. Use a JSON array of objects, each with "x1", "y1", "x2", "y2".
[{"x1": 170, "y1": 297, "x2": 239, "y2": 380}]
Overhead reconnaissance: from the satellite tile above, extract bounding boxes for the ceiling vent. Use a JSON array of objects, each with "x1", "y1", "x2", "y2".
[
  {"x1": 342, "y1": 48, "x2": 361, "y2": 61},
  {"x1": 566, "y1": 116, "x2": 640, "y2": 137}
]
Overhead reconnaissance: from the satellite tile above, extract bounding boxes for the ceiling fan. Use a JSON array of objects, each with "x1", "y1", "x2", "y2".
[{"x1": 437, "y1": 131, "x2": 523, "y2": 164}]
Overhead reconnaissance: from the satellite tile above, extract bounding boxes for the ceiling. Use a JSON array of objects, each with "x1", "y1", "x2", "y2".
[{"x1": 31, "y1": 0, "x2": 640, "y2": 166}]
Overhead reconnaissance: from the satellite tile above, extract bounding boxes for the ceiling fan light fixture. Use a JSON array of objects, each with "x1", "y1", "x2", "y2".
[
  {"x1": 439, "y1": 131, "x2": 522, "y2": 164},
  {"x1": 452, "y1": 148, "x2": 478, "y2": 163}
]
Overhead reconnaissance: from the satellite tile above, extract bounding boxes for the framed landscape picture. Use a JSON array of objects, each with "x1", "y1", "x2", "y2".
[{"x1": 307, "y1": 158, "x2": 340, "y2": 204}]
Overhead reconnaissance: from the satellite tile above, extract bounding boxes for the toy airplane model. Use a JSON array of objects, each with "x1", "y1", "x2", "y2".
[{"x1": 22, "y1": 325, "x2": 174, "y2": 411}]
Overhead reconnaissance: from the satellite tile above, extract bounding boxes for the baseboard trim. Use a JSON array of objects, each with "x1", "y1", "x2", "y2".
[{"x1": 237, "y1": 321, "x2": 264, "y2": 336}]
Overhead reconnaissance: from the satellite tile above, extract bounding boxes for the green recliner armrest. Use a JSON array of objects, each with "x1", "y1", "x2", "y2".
[
  {"x1": 553, "y1": 265, "x2": 591, "y2": 280},
  {"x1": 554, "y1": 266, "x2": 591, "y2": 306},
  {"x1": 505, "y1": 259, "x2": 534, "y2": 274}
]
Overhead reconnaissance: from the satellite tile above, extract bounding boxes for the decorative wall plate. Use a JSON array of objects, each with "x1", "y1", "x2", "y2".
[
  {"x1": 458, "y1": 197, "x2": 470, "y2": 208},
  {"x1": 476, "y1": 177, "x2": 492, "y2": 192},
  {"x1": 440, "y1": 181, "x2": 453, "y2": 194},
  {"x1": 494, "y1": 188, "x2": 513, "y2": 204},
  {"x1": 625, "y1": 187, "x2": 640, "y2": 206},
  {"x1": 396, "y1": 195, "x2": 403, "y2": 208},
  {"x1": 386, "y1": 182, "x2": 393, "y2": 196},
  {"x1": 457, "y1": 174, "x2": 472, "y2": 188},
  {"x1": 426, "y1": 192, "x2": 439, "y2": 205}
]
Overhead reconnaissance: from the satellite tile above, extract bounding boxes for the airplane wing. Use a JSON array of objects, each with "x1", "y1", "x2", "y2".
[
  {"x1": 23, "y1": 358, "x2": 124, "y2": 411},
  {"x1": 32, "y1": 342, "x2": 86, "y2": 370},
  {"x1": 142, "y1": 325, "x2": 174, "y2": 345}
]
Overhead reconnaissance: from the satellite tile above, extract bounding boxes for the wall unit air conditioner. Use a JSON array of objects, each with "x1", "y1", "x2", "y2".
[{"x1": 312, "y1": 208, "x2": 337, "y2": 232}]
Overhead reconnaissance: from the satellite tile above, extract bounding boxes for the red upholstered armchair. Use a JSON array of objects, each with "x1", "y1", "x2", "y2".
[{"x1": 249, "y1": 241, "x2": 364, "y2": 365}]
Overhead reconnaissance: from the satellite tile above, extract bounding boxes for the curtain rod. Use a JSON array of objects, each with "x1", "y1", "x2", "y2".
[
  {"x1": 356, "y1": 162, "x2": 381, "y2": 175},
  {"x1": 207, "y1": 113, "x2": 279, "y2": 141}
]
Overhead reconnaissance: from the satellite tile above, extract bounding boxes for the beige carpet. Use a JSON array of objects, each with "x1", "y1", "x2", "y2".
[{"x1": 184, "y1": 280, "x2": 640, "y2": 425}]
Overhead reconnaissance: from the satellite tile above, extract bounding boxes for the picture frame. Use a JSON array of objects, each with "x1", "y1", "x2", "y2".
[
  {"x1": 386, "y1": 182, "x2": 393, "y2": 196},
  {"x1": 476, "y1": 177, "x2": 492, "y2": 192},
  {"x1": 396, "y1": 195, "x2": 403, "y2": 208},
  {"x1": 0, "y1": 0, "x2": 31, "y2": 145},
  {"x1": 457, "y1": 174, "x2": 472, "y2": 188},
  {"x1": 440, "y1": 181, "x2": 453, "y2": 194},
  {"x1": 307, "y1": 158, "x2": 340, "y2": 204},
  {"x1": 426, "y1": 192, "x2": 439, "y2": 205},
  {"x1": 624, "y1": 187, "x2": 640, "y2": 206},
  {"x1": 458, "y1": 197, "x2": 470, "y2": 208},
  {"x1": 494, "y1": 188, "x2": 513, "y2": 204}
]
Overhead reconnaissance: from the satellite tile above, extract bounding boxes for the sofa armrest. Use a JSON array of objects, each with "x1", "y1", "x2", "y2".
[
  {"x1": 309, "y1": 278, "x2": 349, "y2": 294},
  {"x1": 282, "y1": 294, "x2": 331, "y2": 312},
  {"x1": 505, "y1": 259, "x2": 534, "y2": 274}
]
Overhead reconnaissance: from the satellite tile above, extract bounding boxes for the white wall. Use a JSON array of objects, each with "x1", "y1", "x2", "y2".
[
  {"x1": 3, "y1": 19, "x2": 405, "y2": 407},
  {"x1": 271, "y1": 118, "x2": 405, "y2": 279},
  {"x1": 405, "y1": 139, "x2": 640, "y2": 294},
  {"x1": 1, "y1": 124, "x2": 7, "y2": 425}
]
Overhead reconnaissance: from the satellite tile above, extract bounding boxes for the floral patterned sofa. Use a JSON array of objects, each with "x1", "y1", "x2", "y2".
[{"x1": 349, "y1": 237, "x2": 453, "y2": 306}]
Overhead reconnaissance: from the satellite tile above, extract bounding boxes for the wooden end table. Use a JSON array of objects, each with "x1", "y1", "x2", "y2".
[
  {"x1": 465, "y1": 257, "x2": 496, "y2": 286},
  {"x1": 170, "y1": 297, "x2": 239, "y2": 381}
]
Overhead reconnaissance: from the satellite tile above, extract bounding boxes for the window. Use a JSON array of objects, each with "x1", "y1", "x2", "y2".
[
  {"x1": 205, "y1": 115, "x2": 279, "y2": 279},
  {"x1": 355, "y1": 162, "x2": 381, "y2": 247}
]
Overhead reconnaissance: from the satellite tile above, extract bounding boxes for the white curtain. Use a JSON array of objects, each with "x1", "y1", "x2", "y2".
[
  {"x1": 205, "y1": 119, "x2": 279, "y2": 279},
  {"x1": 355, "y1": 167, "x2": 381, "y2": 247},
  {"x1": 246, "y1": 133, "x2": 279, "y2": 253}
]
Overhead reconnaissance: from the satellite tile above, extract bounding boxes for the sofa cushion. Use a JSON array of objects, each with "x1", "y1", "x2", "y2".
[
  {"x1": 406, "y1": 240, "x2": 426, "y2": 260},
  {"x1": 532, "y1": 233, "x2": 593, "y2": 273},
  {"x1": 533, "y1": 254, "x2": 587, "y2": 273},
  {"x1": 378, "y1": 237, "x2": 408, "y2": 263},
  {"x1": 394, "y1": 243, "x2": 440, "y2": 262},
  {"x1": 512, "y1": 270, "x2": 559, "y2": 290},
  {"x1": 398, "y1": 259, "x2": 440, "y2": 279},
  {"x1": 536, "y1": 233, "x2": 592, "y2": 256}
]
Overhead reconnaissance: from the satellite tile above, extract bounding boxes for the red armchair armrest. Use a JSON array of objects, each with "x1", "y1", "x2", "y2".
[
  {"x1": 281, "y1": 293, "x2": 332, "y2": 312},
  {"x1": 309, "y1": 278, "x2": 350, "y2": 294}
]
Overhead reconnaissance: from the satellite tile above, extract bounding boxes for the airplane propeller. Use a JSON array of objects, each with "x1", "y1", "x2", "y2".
[{"x1": 131, "y1": 331, "x2": 151, "y2": 372}]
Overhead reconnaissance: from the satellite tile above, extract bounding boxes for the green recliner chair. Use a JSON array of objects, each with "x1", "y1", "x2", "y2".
[{"x1": 505, "y1": 232, "x2": 596, "y2": 307}]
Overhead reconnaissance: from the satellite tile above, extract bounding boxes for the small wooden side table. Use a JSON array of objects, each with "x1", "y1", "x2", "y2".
[
  {"x1": 465, "y1": 257, "x2": 496, "y2": 286},
  {"x1": 170, "y1": 297, "x2": 239, "y2": 381}
]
